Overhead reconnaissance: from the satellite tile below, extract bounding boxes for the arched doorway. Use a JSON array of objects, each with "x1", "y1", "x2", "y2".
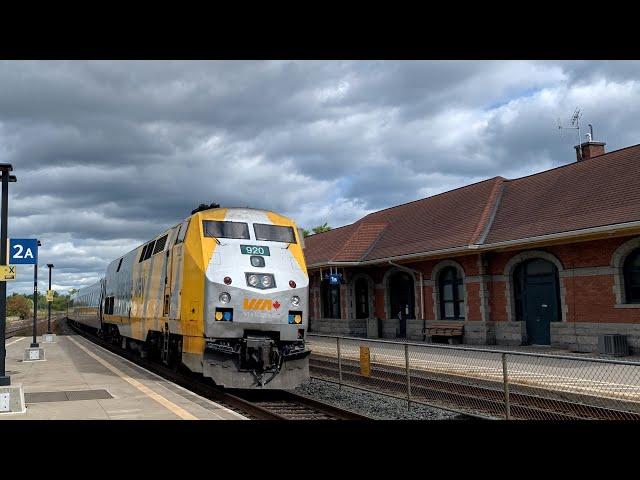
[
  {"x1": 388, "y1": 271, "x2": 415, "y2": 338},
  {"x1": 513, "y1": 258, "x2": 560, "y2": 345},
  {"x1": 354, "y1": 277, "x2": 370, "y2": 319}
]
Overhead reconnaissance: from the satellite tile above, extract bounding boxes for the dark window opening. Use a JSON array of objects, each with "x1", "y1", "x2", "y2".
[
  {"x1": 253, "y1": 223, "x2": 297, "y2": 244},
  {"x1": 624, "y1": 249, "x2": 640, "y2": 303},
  {"x1": 355, "y1": 277, "x2": 369, "y2": 319},
  {"x1": 104, "y1": 296, "x2": 115, "y2": 315},
  {"x1": 163, "y1": 294, "x2": 170, "y2": 316},
  {"x1": 389, "y1": 271, "x2": 415, "y2": 320},
  {"x1": 203, "y1": 220, "x2": 250, "y2": 240},
  {"x1": 321, "y1": 279, "x2": 341, "y2": 318},
  {"x1": 439, "y1": 267, "x2": 465, "y2": 320}
]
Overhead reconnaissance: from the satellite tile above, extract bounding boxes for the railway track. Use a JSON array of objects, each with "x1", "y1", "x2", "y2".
[
  {"x1": 310, "y1": 355, "x2": 640, "y2": 420},
  {"x1": 5, "y1": 313, "x2": 64, "y2": 339},
  {"x1": 64, "y1": 318, "x2": 370, "y2": 420}
]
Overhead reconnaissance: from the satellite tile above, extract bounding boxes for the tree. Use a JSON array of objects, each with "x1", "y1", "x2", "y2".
[
  {"x1": 302, "y1": 223, "x2": 332, "y2": 237},
  {"x1": 7, "y1": 294, "x2": 32, "y2": 319},
  {"x1": 312, "y1": 223, "x2": 331, "y2": 234}
]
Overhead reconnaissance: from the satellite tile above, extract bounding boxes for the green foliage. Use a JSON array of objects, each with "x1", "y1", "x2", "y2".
[
  {"x1": 19, "y1": 291, "x2": 70, "y2": 312},
  {"x1": 302, "y1": 223, "x2": 332, "y2": 237},
  {"x1": 7, "y1": 293, "x2": 32, "y2": 319}
]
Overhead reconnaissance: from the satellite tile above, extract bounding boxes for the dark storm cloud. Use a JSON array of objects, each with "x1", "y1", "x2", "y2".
[{"x1": 1, "y1": 60, "x2": 640, "y2": 293}]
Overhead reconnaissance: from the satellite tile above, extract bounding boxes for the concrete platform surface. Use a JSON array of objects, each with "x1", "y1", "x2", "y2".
[{"x1": 1, "y1": 334, "x2": 246, "y2": 420}]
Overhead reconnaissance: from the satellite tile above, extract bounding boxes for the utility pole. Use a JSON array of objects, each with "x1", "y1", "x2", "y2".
[
  {"x1": 0, "y1": 164, "x2": 16, "y2": 387},
  {"x1": 30, "y1": 241, "x2": 41, "y2": 349}
]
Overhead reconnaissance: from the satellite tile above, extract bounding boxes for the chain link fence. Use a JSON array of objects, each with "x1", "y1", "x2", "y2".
[{"x1": 307, "y1": 333, "x2": 640, "y2": 420}]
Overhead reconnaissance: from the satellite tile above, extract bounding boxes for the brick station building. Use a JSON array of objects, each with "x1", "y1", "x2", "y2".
[{"x1": 303, "y1": 140, "x2": 640, "y2": 353}]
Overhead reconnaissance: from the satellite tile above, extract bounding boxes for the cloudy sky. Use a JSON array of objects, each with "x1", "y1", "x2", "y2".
[{"x1": 1, "y1": 60, "x2": 639, "y2": 294}]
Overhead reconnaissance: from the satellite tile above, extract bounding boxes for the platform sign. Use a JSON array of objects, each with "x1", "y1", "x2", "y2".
[
  {"x1": 46, "y1": 290, "x2": 54, "y2": 302},
  {"x1": 9, "y1": 238, "x2": 38, "y2": 265},
  {"x1": 360, "y1": 346, "x2": 371, "y2": 377},
  {"x1": 0, "y1": 265, "x2": 16, "y2": 281}
]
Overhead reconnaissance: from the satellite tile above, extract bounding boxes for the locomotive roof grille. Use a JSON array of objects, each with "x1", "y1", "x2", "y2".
[{"x1": 153, "y1": 234, "x2": 168, "y2": 254}]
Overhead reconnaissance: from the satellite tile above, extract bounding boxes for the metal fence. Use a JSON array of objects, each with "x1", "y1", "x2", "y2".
[{"x1": 307, "y1": 333, "x2": 640, "y2": 420}]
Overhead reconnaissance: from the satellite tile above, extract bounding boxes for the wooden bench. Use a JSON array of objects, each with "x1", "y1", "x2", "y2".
[{"x1": 425, "y1": 322, "x2": 464, "y2": 344}]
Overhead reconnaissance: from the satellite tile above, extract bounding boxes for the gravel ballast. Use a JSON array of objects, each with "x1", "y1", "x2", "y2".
[{"x1": 295, "y1": 378, "x2": 466, "y2": 420}]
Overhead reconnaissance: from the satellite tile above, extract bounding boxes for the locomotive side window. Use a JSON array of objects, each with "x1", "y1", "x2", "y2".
[
  {"x1": 203, "y1": 220, "x2": 250, "y2": 240},
  {"x1": 253, "y1": 224, "x2": 297, "y2": 244},
  {"x1": 175, "y1": 218, "x2": 190, "y2": 244}
]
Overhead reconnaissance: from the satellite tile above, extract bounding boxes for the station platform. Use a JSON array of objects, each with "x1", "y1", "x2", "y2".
[
  {"x1": 1, "y1": 332, "x2": 246, "y2": 420},
  {"x1": 308, "y1": 335, "x2": 640, "y2": 403}
]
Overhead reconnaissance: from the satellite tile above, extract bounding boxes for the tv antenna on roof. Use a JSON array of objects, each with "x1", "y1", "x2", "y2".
[{"x1": 558, "y1": 107, "x2": 584, "y2": 160}]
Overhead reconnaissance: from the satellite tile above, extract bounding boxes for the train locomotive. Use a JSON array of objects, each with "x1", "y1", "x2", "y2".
[{"x1": 68, "y1": 205, "x2": 310, "y2": 389}]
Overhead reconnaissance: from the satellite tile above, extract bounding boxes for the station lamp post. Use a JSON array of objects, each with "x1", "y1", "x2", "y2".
[
  {"x1": 30, "y1": 240, "x2": 42, "y2": 349},
  {"x1": 0, "y1": 164, "x2": 16, "y2": 387},
  {"x1": 47, "y1": 264, "x2": 54, "y2": 335}
]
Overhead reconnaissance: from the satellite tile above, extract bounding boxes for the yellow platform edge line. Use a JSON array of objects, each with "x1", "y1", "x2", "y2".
[{"x1": 67, "y1": 336, "x2": 198, "y2": 420}]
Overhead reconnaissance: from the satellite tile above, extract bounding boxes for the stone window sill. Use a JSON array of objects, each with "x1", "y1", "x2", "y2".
[{"x1": 614, "y1": 303, "x2": 640, "y2": 309}]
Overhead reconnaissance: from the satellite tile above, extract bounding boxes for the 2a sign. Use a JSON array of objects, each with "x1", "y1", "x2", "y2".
[{"x1": 9, "y1": 238, "x2": 38, "y2": 265}]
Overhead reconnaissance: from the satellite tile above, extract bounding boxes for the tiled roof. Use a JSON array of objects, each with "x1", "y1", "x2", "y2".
[
  {"x1": 485, "y1": 144, "x2": 640, "y2": 243},
  {"x1": 303, "y1": 143, "x2": 640, "y2": 266}
]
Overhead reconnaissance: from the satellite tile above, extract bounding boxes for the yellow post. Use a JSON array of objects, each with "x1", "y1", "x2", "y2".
[{"x1": 360, "y1": 346, "x2": 371, "y2": 377}]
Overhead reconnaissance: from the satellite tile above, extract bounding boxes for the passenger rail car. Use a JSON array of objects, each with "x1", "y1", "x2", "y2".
[{"x1": 69, "y1": 207, "x2": 310, "y2": 389}]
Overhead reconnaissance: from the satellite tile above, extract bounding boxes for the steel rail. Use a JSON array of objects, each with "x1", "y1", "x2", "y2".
[{"x1": 65, "y1": 317, "x2": 370, "y2": 420}]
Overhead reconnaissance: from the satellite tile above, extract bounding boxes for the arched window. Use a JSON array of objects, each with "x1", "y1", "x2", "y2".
[
  {"x1": 321, "y1": 279, "x2": 341, "y2": 318},
  {"x1": 624, "y1": 249, "x2": 640, "y2": 303},
  {"x1": 439, "y1": 267, "x2": 464, "y2": 320}
]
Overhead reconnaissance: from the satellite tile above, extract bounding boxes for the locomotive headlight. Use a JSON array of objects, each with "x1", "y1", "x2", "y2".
[
  {"x1": 219, "y1": 292, "x2": 231, "y2": 303},
  {"x1": 248, "y1": 274, "x2": 259, "y2": 287},
  {"x1": 291, "y1": 295, "x2": 301, "y2": 307},
  {"x1": 261, "y1": 275, "x2": 272, "y2": 287}
]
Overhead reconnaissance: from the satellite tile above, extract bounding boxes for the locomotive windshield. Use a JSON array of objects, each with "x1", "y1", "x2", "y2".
[
  {"x1": 253, "y1": 223, "x2": 297, "y2": 244},
  {"x1": 203, "y1": 220, "x2": 250, "y2": 239}
]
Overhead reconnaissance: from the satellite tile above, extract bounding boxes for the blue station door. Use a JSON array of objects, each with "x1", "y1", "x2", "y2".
[{"x1": 514, "y1": 259, "x2": 560, "y2": 346}]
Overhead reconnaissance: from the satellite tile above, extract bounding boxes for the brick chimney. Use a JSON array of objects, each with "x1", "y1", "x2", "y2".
[{"x1": 575, "y1": 131, "x2": 605, "y2": 162}]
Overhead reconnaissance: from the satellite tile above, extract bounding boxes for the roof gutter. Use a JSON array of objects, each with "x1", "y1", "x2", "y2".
[{"x1": 307, "y1": 219, "x2": 640, "y2": 269}]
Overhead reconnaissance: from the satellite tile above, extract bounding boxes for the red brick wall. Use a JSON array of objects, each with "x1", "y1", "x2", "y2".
[
  {"x1": 308, "y1": 234, "x2": 640, "y2": 325},
  {"x1": 465, "y1": 282, "x2": 482, "y2": 321}
]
